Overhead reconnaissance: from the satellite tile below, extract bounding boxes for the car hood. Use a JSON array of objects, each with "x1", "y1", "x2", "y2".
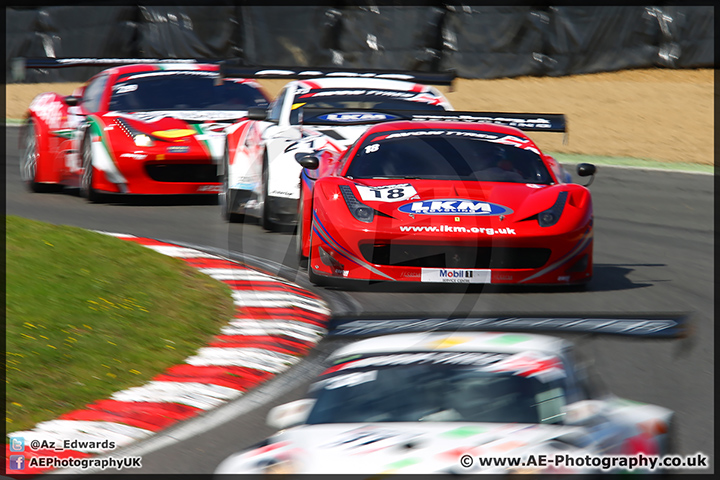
[
  {"x1": 102, "y1": 110, "x2": 242, "y2": 161},
  {"x1": 112, "y1": 109, "x2": 249, "y2": 123},
  {"x1": 217, "y1": 422, "x2": 591, "y2": 474}
]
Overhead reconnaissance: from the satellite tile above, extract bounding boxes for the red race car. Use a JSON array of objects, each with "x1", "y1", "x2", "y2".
[
  {"x1": 297, "y1": 112, "x2": 597, "y2": 287},
  {"x1": 19, "y1": 59, "x2": 270, "y2": 201}
]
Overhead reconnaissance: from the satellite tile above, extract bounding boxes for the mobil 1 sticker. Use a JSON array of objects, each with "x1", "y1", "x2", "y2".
[
  {"x1": 355, "y1": 183, "x2": 417, "y2": 202},
  {"x1": 421, "y1": 268, "x2": 492, "y2": 284}
]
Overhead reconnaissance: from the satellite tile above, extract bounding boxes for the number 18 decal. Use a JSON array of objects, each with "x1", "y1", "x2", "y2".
[{"x1": 355, "y1": 183, "x2": 417, "y2": 202}]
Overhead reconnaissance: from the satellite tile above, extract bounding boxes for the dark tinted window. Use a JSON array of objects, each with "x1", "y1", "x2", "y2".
[
  {"x1": 346, "y1": 131, "x2": 552, "y2": 184},
  {"x1": 306, "y1": 357, "x2": 567, "y2": 425},
  {"x1": 108, "y1": 71, "x2": 269, "y2": 111}
]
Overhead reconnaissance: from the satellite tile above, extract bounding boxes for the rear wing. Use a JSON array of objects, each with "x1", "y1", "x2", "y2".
[
  {"x1": 218, "y1": 61, "x2": 456, "y2": 86},
  {"x1": 17, "y1": 57, "x2": 203, "y2": 69},
  {"x1": 328, "y1": 314, "x2": 688, "y2": 339},
  {"x1": 11, "y1": 57, "x2": 208, "y2": 82},
  {"x1": 409, "y1": 111, "x2": 566, "y2": 133},
  {"x1": 301, "y1": 108, "x2": 566, "y2": 133}
]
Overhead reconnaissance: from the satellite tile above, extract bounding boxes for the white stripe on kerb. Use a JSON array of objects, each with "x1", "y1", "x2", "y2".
[
  {"x1": 110, "y1": 381, "x2": 242, "y2": 410},
  {"x1": 142, "y1": 245, "x2": 223, "y2": 259},
  {"x1": 16, "y1": 420, "x2": 153, "y2": 451},
  {"x1": 94, "y1": 231, "x2": 137, "y2": 239},
  {"x1": 185, "y1": 347, "x2": 300, "y2": 372},
  {"x1": 231, "y1": 290, "x2": 330, "y2": 313},
  {"x1": 198, "y1": 268, "x2": 277, "y2": 282},
  {"x1": 221, "y1": 319, "x2": 326, "y2": 342}
]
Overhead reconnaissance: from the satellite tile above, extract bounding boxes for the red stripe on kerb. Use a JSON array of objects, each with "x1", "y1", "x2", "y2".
[
  {"x1": 162, "y1": 364, "x2": 273, "y2": 385},
  {"x1": 87, "y1": 399, "x2": 202, "y2": 421},
  {"x1": 57, "y1": 409, "x2": 167, "y2": 432},
  {"x1": 206, "y1": 339, "x2": 308, "y2": 355},
  {"x1": 213, "y1": 334, "x2": 313, "y2": 349},
  {"x1": 120, "y1": 237, "x2": 175, "y2": 247}
]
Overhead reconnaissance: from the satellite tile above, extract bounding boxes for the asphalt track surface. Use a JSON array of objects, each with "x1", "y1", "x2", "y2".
[{"x1": 5, "y1": 126, "x2": 714, "y2": 474}]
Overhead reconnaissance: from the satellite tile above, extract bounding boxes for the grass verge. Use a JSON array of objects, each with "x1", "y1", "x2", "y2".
[
  {"x1": 5, "y1": 216, "x2": 235, "y2": 435},
  {"x1": 550, "y1": 152, "x2": 713, "y2": 175}
]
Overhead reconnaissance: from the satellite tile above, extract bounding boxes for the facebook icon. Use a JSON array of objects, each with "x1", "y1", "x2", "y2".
[{"x1": 9, "y1": 455, "x2": 25, "y2": 470}]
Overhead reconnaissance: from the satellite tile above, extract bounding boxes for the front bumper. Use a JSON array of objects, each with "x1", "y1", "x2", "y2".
[{"x1": 308, "y1": 212, "x2": 593, "y2": 285}]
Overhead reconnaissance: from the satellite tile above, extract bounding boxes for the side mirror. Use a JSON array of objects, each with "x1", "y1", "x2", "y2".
[
  {"x1": 266, "y1": 399, "x2": 316, "y2": 430},
  {"x1": 247, "y1": 106, "x2": 268, "y2": 121},
  {"x1": 576, "y1": 163, "x2": 596, "y2": 186},
  {"x1": 298, "y1": 155, "x2": 319, "y2": 170},
  {"x1": 562, "y1": 399, "x2": 605, "y2": 426},
  {"x1": 577, "y1": 163, "x2": 596, "y2": 177},
  {"x1": 64, "y1": 95, "x2": 79, "y2": 107}
]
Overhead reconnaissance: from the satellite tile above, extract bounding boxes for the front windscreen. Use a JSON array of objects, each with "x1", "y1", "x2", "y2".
[
  {"x1": 305, "y1": 352, "x2": 567, "y2": 425},
  {"x1": 108, "y1": 71, "x2": 269, "y2": 111},
  {"x1": 345, "y1": 129, "x2": 553, "y2": 184}
]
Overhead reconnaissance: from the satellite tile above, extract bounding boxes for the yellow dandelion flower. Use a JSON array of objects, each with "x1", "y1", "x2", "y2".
[
  {"x1": 129, "y1": 369, "x2": 141, "y2": 375},
  {"x1": 107, "y1": 341, "x2": 116, "y2": 346},
  {"x1": 12, "y1": 402, "x2": 22, "y2": 407},
  {"x1": 44, "y1": 240, "x2": 54, "y2": 247},
  {"x1": 46, "y1": 345, "x2": 57, "y2": 349},
  {"x1": 106, "y1": 373, "x2": 117, "y2": 378},
  {"x1": 83, "y1": 324, "x2": 93, "y2": 329}
]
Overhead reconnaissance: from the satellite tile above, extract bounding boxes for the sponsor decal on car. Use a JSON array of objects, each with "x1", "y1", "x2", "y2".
[
  {"x1": 355, "y1": 183, "x2": 417, "y2": 202},
  {"x1": 421, "y1": 268, "x2": 492, "y2": 284},
  {"x1": 399, "y1": 225, "x2": 516, "y2": 235},
  {"x1": 167, "y1": 146, "x2": 190, "y2": 153},
  {"x1": 398, "y1": 199, "x2": 512, "y2": 216},
  {"x1": 318, "y1": 112, "x2": 401, "y2": 122}
]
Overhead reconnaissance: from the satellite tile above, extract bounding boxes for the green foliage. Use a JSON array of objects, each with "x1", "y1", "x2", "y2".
[{"x1": 5, "y1": 216, "x2": 235, "y2": 433}]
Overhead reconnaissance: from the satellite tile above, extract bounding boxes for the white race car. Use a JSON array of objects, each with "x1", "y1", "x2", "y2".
[
  {"x1": 218, "y1": 70, "x2": 454, "y2": 229},
  {"x1": 215, "y1": 331, "x2": 674, "y2": 474}
]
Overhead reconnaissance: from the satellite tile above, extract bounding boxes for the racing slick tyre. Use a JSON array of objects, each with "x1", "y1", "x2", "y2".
[
  {"x1": 259, "y1": 153, "x2": 276, "y2": 231},
  {"x1": 220, "y1": 148, "x2": 242, "y2": 223},
  {"x1": 80, "y1": 134, "x2": 104, "y2": 203},
  {"x1": 20, "y1": 119, "x2": 61, "y2": 193}
]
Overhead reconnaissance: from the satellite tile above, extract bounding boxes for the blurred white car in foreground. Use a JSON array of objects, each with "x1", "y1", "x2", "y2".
[{"x1": 216, "y1": 331, "x2": 674, "y2": 474}]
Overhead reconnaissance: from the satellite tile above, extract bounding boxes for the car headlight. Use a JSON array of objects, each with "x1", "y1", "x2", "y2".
[
  {"x1": 538, "y1": 191, "x2": 568, "y2": 227},
  {"x1": 116, "y1": 118, "x2": 155, "y2": 147},
  {"x1": 133, "y1": 134, "x2": 154, "y2": 147},
  {"x1": 339, "y1": 185, "x2": 374, "y2": 223}
]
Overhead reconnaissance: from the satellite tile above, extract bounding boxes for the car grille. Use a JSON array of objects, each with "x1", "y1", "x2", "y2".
[
  {"x1": 145, "y1": 164, "x2": 219, "y2": 183},
  {"x1": 359, "y1": 243, "x2": 551, "y2": 269}
]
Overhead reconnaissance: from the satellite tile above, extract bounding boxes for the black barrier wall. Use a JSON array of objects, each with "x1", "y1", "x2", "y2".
[{"x1": 6, "y1": 5, "x2": 714, "y2": 83}]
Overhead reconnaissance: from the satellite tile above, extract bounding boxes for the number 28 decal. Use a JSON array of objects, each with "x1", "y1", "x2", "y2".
[{"x1": 355, "y1": 183, "x2": 417, "y2": 202}]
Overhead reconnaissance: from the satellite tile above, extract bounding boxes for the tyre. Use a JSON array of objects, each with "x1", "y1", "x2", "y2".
[
  {"x1": 220, "y1": 147, "x2": 242, "y2": 223},
  {"x1": 20, "y1": 118, "x2": 60, "y2": 193},
  {"x1": 80, "y1": 134, "x2": 103, "y2": 203},
  {"x1": 259, "y1": 153, "x2": 275, "y2": 231}
]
